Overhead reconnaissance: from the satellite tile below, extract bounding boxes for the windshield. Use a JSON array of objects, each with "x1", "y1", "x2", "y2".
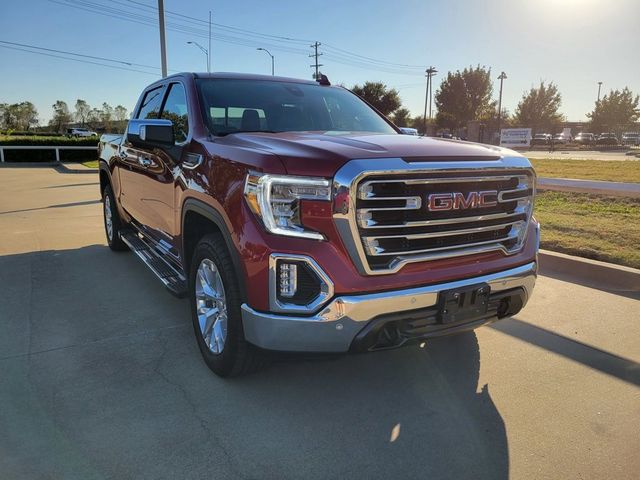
[{"x1": 196, "y1": 78, "x2": 397, "y2": 136}]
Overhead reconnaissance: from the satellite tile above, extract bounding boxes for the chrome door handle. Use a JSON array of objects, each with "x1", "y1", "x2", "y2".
[{"x1": 139, "y1": 157, "x2": 152, "y2": 167}]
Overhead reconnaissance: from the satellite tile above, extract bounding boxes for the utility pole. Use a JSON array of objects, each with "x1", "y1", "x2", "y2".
[
  {"x1": 423, "y1": 73, "x2": 429, "y2": 135},
  {"x1": 597, "y1": 81, "x2": 603, "y2": 102},
  {"x1": 497, "y1": 71, "x2": 507, "y2": 140},
  {"x1": 157, "y1": 0, "x2": 167, "y2": 77},
  {"x1": 427, "y1": 67, "x2": 437, "y2": 120},
  {"x1": 309, "y1": 42, "x2": 323, "y2": 79},
  {"x1": 422, "y1": 66, "x2": 437, "y2": 134},
  {"x1": 208, "y1": 10, "x2": 212, "y2": 73}
]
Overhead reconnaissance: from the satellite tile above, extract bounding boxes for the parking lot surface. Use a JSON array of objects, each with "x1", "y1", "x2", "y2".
[{"x1": 1, "y1": 165, "x2": 639, "y2": 480}]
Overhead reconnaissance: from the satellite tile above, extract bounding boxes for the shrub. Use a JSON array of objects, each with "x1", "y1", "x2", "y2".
[{"x1": 0, "y1": 136, "x2": 99, "y2": 162}]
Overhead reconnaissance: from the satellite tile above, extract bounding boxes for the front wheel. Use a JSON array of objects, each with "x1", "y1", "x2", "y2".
[{"x1": 189, "y1": 234, "x2": 263, "y2": 377}]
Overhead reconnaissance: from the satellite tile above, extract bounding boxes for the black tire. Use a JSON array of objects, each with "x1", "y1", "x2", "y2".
[
  {"x1": 102, "y1": 185, "x2": 128, "y2": 251},
  {"x1": 189, "y1": 234, "x2": 264, "y2": 377}
]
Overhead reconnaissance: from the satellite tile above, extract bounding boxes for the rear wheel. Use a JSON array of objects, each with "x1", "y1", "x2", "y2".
[
  {"x1": 189, "y1": 234, "x2": 263, "y2": 377},
  {"x1": 102, "y1": 185, "x2": 128, "y2": 251}
]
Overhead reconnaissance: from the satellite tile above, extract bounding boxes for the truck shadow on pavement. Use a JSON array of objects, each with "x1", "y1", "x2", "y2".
[{"x1": 0, "y1": 244, "x2": 509, "y2": 479}]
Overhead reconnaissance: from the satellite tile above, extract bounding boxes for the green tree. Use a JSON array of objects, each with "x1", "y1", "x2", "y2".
[
  {"x1": 114, "y1": 105, "x2": 128, "y2": 122},
  {"x1": 587, "y1": 87, "x2": 639, "y2": 132},
  {"x1": 100, "y1": 103, "x2": 114, "y2": 131},
  {"x1": 513, "y1": 81, "x2": 564, "y2": 132},
  {"x1": 391, "y1": 107, "x2": 412, "y2": 126},
  {"x1": 49, "y1": 100, "x2": 72, "y2": 133},
  {"x1": 1, "y1": 102, "x2": 37, "y2": 130},
  {"x1": 434, "y1": 65, "x2": 496, "y2": 130},
  {"x1": 14, "y1": 102, "x2": 39, "y2": 130},
  {"x1": 74, "y1": 99, "x2": 91, "y2": 126},
  {"x1": 87, "y1": 108, "x2": 102, "y2": 129},
  {"x1": 351, "y1": 82, "x2": 401, "y2": 116}
]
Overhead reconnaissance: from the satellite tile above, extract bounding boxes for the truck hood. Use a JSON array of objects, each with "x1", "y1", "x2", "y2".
[{"x1": 216, "y1": 132, "x2": 516, "y2": 177}]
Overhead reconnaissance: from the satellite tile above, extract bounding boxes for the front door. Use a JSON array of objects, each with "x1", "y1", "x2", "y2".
[{"x1": 120, "y1": 82, "x2": 191, "y2": 251}]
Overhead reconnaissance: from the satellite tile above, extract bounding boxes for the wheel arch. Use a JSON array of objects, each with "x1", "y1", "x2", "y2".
[
  {"x1": 99, "y1": 162, "x2": 111, "y2": 196},
  {"x1": 181, "y1": 198, "x2": 248, "y2": 301}
]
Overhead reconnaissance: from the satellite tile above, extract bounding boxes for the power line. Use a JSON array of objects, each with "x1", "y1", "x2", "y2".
[
  {"x1": 0, "y1": 44, "x2": 159, "y2": 76},
  {"x1": 322, "y1": 43, "x2": 425, "y2": 70},
  {"x1": 50, "y1": 0, "x2": 426, "y2": 76},
  {"x1": 0, "y1": 40, "x2": 162, "y2": 70},
  {"x1": 123, "y1": 0, "x2": 313, "y2": 44},
  {"x1": 49, "y1": 0, "x2": 310, "y2": 56}
]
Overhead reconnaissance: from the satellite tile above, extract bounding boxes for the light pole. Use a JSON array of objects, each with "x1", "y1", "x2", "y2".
[
  {"x1": 597, "y1": 81, "x2": 603, "y2": 102},
  {"x1": 257, "y1": 48, "x2": 274, "y2": 75},
  {"x1": 187, "y1": 41, "x2": 209, "y2": 73},
  {"x1": 497, "y1": 71, "x2": 507, "y2": 141}
]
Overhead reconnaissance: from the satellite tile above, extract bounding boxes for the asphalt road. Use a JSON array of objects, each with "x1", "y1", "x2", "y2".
[{"x1": 1, "y1": 165, "x2": 639, "y2": 480}]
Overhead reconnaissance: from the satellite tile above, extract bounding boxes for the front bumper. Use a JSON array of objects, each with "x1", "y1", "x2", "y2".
[{"x1": 241, "y1": 261, "x2": 537, "y2": 352}]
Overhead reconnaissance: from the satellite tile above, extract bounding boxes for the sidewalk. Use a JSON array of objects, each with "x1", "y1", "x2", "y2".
[{"x1": 537, "y1": 177, "x2": 640, "y2": 198}]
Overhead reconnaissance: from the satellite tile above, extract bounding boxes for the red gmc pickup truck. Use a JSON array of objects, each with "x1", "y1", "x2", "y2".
[{"x1": 98, "y1": 72, "x2": 538, "y2": 376}]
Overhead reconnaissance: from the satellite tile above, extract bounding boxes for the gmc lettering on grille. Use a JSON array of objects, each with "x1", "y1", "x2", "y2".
[{"x1": 427, "y1": 190, "x2": 498, "y2": 212}]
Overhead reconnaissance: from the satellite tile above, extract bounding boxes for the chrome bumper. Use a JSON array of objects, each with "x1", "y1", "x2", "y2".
[{"x1": 241, "y1": 261, "x2": 537, "y2": 352}]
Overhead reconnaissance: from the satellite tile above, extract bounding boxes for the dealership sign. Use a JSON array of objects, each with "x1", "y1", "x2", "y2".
[{"x1": 500, "y1": 128, "x2": 532, "y2": 148}]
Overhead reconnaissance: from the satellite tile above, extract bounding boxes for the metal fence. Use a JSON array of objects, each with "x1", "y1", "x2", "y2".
[{"x1": 0, "y1": 145, "x2": 98, "y2": 163}]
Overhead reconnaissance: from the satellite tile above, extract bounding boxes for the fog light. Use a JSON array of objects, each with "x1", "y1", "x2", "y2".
[{"x1": 279, "y1": 263, "x2": 298, "y2": 298}]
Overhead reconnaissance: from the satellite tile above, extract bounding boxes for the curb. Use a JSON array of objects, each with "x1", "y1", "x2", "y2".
[
  {"x1": 539, "y1": 249, "x2": 640, "y2": 292},
  {"x1": 537, "y1": 178, "x2": 640, "y2": 198}
]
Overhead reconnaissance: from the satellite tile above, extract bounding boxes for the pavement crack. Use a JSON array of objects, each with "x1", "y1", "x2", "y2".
[
  {"x1": 151, "y1": 335, "x2": 245, "y2": 479},
  {"x1": 0, "y1": 324, "x2": 188, "y2": 362}
]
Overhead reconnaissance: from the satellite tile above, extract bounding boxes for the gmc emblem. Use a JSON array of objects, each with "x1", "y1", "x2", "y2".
[{"x1": 427, "y1": 190, "x2": 498, "y2": 211}]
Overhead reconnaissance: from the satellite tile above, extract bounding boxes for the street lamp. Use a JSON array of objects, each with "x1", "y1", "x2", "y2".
[
  {"x1": 497, "y1": 71, "x2": 507, "y2": 141},
  {"x1": 187, "y1": 41, "x2": 209, "y2": 73},
  {"x1": 257, "y1": 48, "x2": 275, "y2": 76}
]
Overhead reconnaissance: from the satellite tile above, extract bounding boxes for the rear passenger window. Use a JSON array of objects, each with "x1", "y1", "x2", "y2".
[
  {"x1": 137, "y1": 86, "x2": 165, "y2": 119},
  {"x1": 161, "y1": 83, "x2": 189, "y2": 143}
]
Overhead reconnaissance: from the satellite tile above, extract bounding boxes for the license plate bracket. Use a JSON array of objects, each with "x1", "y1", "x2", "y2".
[{"x1": 438, "y1": 283, "x2": 490, "y2": 324}]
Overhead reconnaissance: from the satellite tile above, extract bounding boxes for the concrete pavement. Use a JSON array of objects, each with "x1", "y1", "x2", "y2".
[{"x1": 1, "y1": 166, "x2": 638, "y2": 480}]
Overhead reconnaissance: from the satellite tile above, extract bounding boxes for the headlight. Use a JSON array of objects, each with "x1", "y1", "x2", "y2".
[{"x1": 244, "y1": 173, "x2": 331, "y2": 240}]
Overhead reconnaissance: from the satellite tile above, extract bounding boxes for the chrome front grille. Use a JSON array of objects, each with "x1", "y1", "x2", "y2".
[
  {"x1": 356, "y1": 173, "x2": 532, "y2": 270},
  {"x1": 332, "y1": 157, "x2": 535, "y2": 275}
]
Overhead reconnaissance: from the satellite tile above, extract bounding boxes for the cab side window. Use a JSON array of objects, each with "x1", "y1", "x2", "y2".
[
  {"x1": 161, "y1": 83, "x2": 189, "y2": 143},
  {"x1": 137, "y1": 86, "x2": 165, "y2": 119}
]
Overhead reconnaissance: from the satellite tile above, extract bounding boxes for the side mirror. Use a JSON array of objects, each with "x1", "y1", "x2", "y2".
[{"x1": 127, "y1": 119, "x2": 174, "y2": 149}]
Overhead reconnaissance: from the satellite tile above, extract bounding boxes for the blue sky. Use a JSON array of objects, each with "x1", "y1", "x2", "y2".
[{"x1": 1, "y1": 0, "x2": 639, "y2": 124}]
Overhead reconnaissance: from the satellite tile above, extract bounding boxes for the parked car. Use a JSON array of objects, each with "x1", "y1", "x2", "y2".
[
  {"x1": 398, "y1": 127, "x2": 418, "y2": 135},
  {"x1": 437, "y1": 133, "x2": 460, "y2": 140},
  {"x1": 621, "y1": 132, "x2": 640, "y2": 146},
  {"x1": 597, "y1": 133, "x2": 619, "y2": 145},
  {"x1": 67, "y1": 127, "x2": 97, "y2": 137},
  {"x1": 552, "y1": 133, "x2": 572, "y2": 144},
  {"x1": 98, "y1": 72, "x2": 539, "y2": 377},
  {"x1": 574, "y1": 132, "x2": 595, "y2": 145},
  {"x1": 531, "y1": 133, "x2": 551, "y2": 146}
]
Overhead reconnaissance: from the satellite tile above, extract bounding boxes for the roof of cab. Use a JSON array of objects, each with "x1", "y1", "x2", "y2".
[{"x1": 161, "y1": 72, "x2": 320, "y2": 85}]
